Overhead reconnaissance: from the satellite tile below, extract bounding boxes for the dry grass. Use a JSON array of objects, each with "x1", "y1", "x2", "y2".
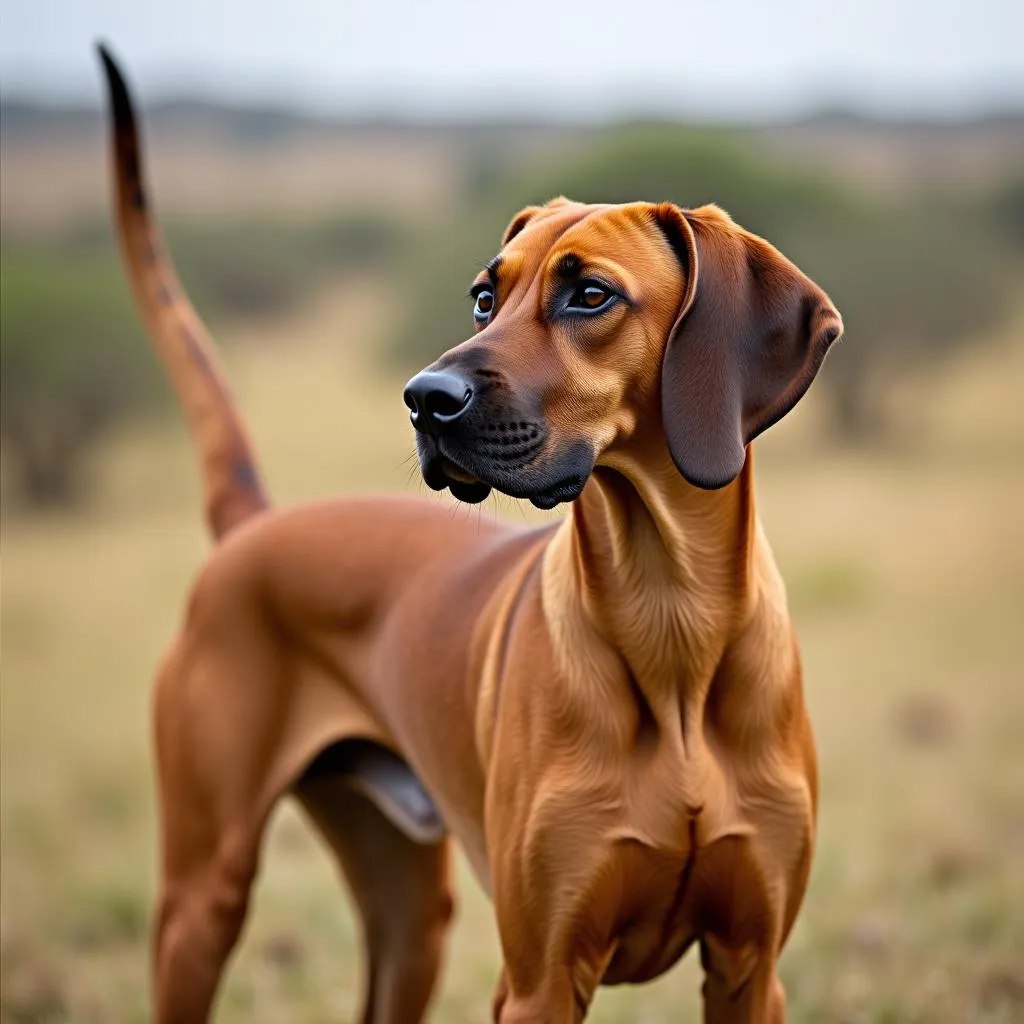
[{"x1": 2, "y1": 286, "x2": 1023, "y2": 1022}]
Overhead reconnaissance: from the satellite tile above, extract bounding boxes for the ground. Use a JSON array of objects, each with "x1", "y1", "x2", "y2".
[{"x1": 2, "y1": 282, "x2": 1022, "y2": 1022}]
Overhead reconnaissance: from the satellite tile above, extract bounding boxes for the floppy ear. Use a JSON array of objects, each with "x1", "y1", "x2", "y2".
[{"x1": 653, "y1": 203, "x2": 843, "y2": 489}]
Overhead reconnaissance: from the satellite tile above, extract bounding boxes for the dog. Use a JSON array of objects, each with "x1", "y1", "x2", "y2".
[{"x1": 98, "y1": 45, "x2": 842, "y2": 1024}]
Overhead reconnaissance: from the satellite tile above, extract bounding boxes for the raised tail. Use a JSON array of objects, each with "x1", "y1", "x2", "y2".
[{"x1": 97, "y1": 43, "x2": 268, "y2": 540}]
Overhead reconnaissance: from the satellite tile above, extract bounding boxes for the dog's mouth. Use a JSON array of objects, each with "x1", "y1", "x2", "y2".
[
  {"x1": 418, "y1": 439, "x2": 590, "y2": 510},
  {"x1": 422, "y1": 451, "x2": 493, "y2": 504}
]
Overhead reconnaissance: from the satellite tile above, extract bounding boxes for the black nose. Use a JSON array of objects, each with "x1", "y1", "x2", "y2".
[{"x1": 403, "y1": 369, "x2": 474, "y2": 434}]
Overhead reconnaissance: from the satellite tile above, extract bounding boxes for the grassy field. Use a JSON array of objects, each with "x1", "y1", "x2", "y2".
[{"x1": 2, "y1": 281, "x2": 1023, "y2": 1022}]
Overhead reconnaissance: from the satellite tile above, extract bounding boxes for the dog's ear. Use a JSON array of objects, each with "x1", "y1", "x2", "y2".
[
  {"x1": 502, "y1": 206, "x2": 544, "y2": 245},
  {"x1": 653, "y1": 203, "x2": 842, "y2": 489},
  {"x1": 501, "y1": 198, "x2": 577, "y2": 246}
]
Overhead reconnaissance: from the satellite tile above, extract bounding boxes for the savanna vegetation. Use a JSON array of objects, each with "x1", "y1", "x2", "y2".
[
  {"x1": 3, "y1": 281, "x2": 1022, "y2": 1022},
  {"x1": 1, "y1": 211, "x2": 406, "y2": 507},
  {"x1": 2, "y1": 103, "x2": 1022, "y2": 1022}
]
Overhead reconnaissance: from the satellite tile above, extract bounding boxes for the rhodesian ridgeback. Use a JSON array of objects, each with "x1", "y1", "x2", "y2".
[{"x1": 99, "y1": 45, "x2": 842, "y2": 1023}]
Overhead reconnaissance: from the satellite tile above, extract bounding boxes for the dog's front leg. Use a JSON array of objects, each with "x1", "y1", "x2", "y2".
[
  {"x1": 491, "y1": 970, "x2": 584, "y2": 1024},
  {"x1": 490, "y1": 944, "x2": 615, "y2": 1024},
  {"x1": 700, "y1": 935, "x2": 787, "y2": 1024},
  {"x1": 487, "y1": 785, "x2": 622, "y2": 1023}
]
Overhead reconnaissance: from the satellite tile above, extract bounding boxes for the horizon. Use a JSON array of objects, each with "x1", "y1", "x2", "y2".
[
  {"x1": 5, "y1": 81, "x2": 1024, "y2": 129},
  {"x1": 2, "y1": 0, "x2": 1022, "y2": 123}
]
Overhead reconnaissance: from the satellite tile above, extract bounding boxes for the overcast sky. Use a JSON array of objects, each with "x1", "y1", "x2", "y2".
[{"x1": 2, "y1": 0, "x2": 1022, "y2": 120}]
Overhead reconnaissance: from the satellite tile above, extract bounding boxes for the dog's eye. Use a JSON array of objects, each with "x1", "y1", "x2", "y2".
[
  {"x1": 473, "y1": 289, "x2": 495, "y2": 322},
  {"x1": 567, "y1": 282, "x2": 615, "y2": 314}
]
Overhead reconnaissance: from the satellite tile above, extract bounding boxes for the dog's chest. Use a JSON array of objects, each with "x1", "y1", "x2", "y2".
[
  {"x1": 603, "y1": 822, "x2": 768, "y2": 986},
  {"x1": 602, "y1": 747, "x2": 808, "y2": 984}
]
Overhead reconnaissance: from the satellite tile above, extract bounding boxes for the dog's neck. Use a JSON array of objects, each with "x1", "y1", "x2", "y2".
[{"x1": 542, "y1": 442, "x2": 760, "y2": 713}]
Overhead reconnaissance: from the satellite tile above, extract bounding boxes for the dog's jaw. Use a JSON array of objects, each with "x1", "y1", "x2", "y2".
[{"x1": 415, "y1": 433, "x2": 593, "y2": 509}]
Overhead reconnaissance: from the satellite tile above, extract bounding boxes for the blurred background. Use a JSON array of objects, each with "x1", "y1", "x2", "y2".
[{"x1": 2, "y1": 2, "x2": 1022, "y2": 1021}]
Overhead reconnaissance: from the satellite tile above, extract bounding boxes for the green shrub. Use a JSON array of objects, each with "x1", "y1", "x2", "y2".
[
  {"x1": 164, "y1": 212, "x2": 408, "y2": 321},
  {"x1": 1, "y1": 210, "x2": 410, "y2": 508},
  {"x1": 984, "y1": 176, "x2": 1024, "y2": 254},
  {"x1": 57, "y1": 211, "x2": 409, "y2": 324},
  {"x1": 1, "y1": 244, "x2": 163, "y2": 506}
]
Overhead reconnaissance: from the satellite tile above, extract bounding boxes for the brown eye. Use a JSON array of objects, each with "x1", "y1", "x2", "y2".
[
  {"x1": 473, "y1": 289, "x2": 494, "y2": 321},
  {"x1": 567, "y1": 281, "x2": 616, "y2": 313}
]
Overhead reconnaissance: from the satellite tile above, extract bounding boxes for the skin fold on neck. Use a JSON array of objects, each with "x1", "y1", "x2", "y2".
[{"x1": 543, "y1": 444, "x2": 758, "y2": 705}]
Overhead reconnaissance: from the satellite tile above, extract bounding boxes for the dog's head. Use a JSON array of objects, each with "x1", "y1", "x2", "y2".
[{"x1": 404, "y1": 198, "x2": 842, "y2": 508}]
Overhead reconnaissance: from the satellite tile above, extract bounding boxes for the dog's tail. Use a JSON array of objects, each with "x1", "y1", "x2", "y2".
[{"x1": 97, "y1": 43, "x2": 268, "y2": 541}]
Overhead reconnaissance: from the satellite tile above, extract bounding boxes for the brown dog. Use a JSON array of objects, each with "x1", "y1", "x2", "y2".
[{"x1": 99, "y1": 46, "x2": 842, "y2": 1024}]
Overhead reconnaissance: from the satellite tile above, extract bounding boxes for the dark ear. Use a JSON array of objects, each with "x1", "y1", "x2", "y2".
[
  {"x1": 501, "y1": 197, "x2": 577, "y2": 246},
  {"x1": 502, "y1": 206, "x2": 543, "y2": 245},
  {"x1": 653, "y1": 203, "x2": 843, "y2": 489}
]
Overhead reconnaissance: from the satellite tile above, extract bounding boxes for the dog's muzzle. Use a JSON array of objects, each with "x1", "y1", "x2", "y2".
[{"x1": 404, "y1": 367, "x2": 593, "y2": 509}]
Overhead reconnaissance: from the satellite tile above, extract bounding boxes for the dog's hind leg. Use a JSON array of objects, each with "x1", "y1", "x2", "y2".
[
  {"x1": 149, "y1": 575, "x2": 291, "y2": 1024},
  {"x1": 152, "y1": 812, "x2": 262, "y2": 1024},
  {"x1": 147, "y1": 541, "x2": 381, "y2": 1022},
  {"x1": 296, "y1": 771, "x2": 454, "y2": 1024}
]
